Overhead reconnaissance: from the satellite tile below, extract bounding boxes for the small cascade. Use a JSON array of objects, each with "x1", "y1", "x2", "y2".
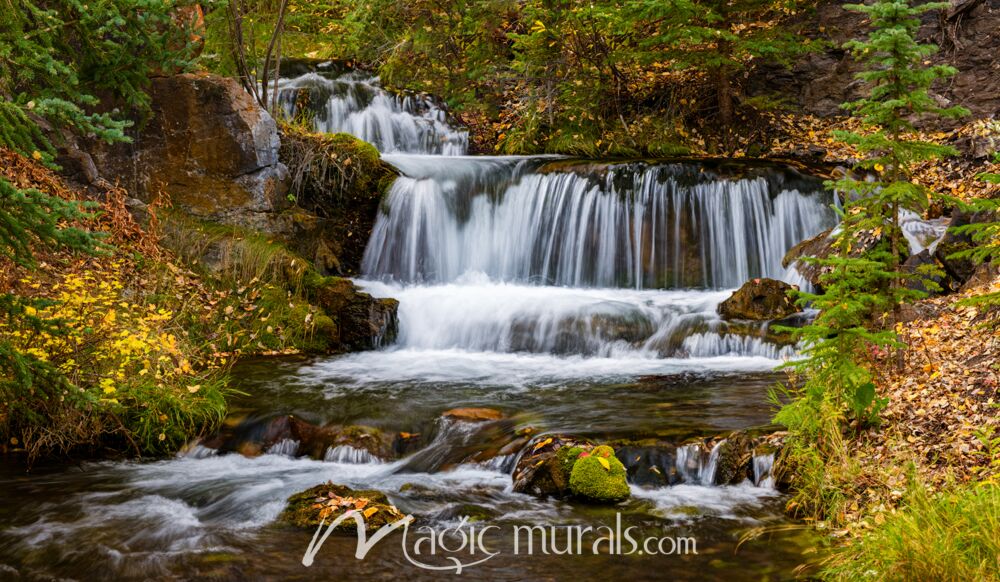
[
  {"x1": 481, "y1": 454, "x2": 519, "y2": 474},
  {"x1": 680, "y1": 332, "x2": 797, "y2": 360},
  {"x1": 363, "y1": 159, "x2": 836, "y2": 289},
  {"x1": 675, "y1": 442, "x2": 722, "y2": 485},
  {"x1": 265, "y1": 439, "x2": 300, "y2": 457},
  {"x1": 275, "y1": 71, "x2": 468, "y2": 155},
  {"x1": 753, "y1": 453, "x2": 776, "y2": 488},
  {"x1": 323, "y1": 445, "x2": 383, "y2": 464},
  {"x1": 180, "y1": 444, "x2": 218, "y2": 459}
]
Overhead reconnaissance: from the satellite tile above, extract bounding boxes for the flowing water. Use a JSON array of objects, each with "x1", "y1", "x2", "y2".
[{"x1": 0, "y1": 71, "x2": 836, "y2": 580}]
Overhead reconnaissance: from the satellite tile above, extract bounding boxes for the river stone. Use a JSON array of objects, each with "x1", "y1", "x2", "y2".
[
  {"x1": 512, "y1": 435, "x2": 592, "y2": 498},
  {"x1": 718, "y1": 278, "x2": 799, "y2": 321},
  {"x1": 713, "y1": 432, "x2": 754, "y2": 486},
  {"x1": 280, "y1": 482, "x2": 405, "y2": 531},
  {"x1": 288, "y1": 417, "x2": 392, "y2": 460},
  {"x1": 441, "y1": 407, "x2": 504, "y2": 422}
]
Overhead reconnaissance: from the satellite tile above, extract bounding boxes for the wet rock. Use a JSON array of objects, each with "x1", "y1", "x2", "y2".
[
  {"x1": 288, "y1": 417, "x2": 392, "y2": 460},
  {"x1": 280, "y1": 482, "x2": 405, "y2": 530},
  {"x1": 393, "y1": 431, "x2": 424, "y2": 457},
  {"x1": 782, "y1": 227, "x2": 882, "y2": 289},
  {"x1": 308, "y1": 276, "x2": 399, "y2": 350},
  {"x1": 935, "y1": 210, "x2": 995, "y2": 284},
  {"x1": 512, "y1": 435, "x2": 592, "y2": 498},
  {"x1": 441, "y1": 408, "x2": 504, "y2": 422},
  {"x1": 902, "y1": 249, "x2": 950, "y2": 295},
  {"x1": 568, "y1": 445, "x2": 631, "y2": 503},
  {"x1": 613, "y1": 445, "x2": 683, "y2": 487},
  {"x1": 713, "y1": 432, "x2": 754, "y2": 486},
  {"x1": 718, "y1": 278, "x2": 799, "y2": 321}
]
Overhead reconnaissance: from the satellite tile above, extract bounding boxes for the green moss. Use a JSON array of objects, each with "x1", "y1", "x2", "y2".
[
  {"x1": 591, "y1": 445, "x2": 615, "y2": 459},
  {"x1": 556, "y1": 445, "x2": 586, "y2": 478},
  {"x1": 280, "y1": 124, "x2": 398, "y2": 208},
  {"x1": 569, "y1": 451, "x2": 631, "y2": 503}
]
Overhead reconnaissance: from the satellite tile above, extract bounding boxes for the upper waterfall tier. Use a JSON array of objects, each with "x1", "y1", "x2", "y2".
[
  {"x1": 363, "y1": 156, "x2": 837, "y2": 289},
  {"x1": 275, "y1": 71, "x2": 468, "y2": 155}
]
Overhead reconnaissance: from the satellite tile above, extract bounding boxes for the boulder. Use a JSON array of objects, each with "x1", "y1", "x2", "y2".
[
  {"x1": 280, "y1": 482, "x2": 405, "y2": 530},
  {"x1": 512, "y1": 435, "x2": 592, "y2": 498},
  {"x1": 935, "y1": 210, "x2": 995, "y2": 285},
  {"x1": 712, "y1": 432, "x2": 753, "y2": 486},
  {"x1": 307, "y1": 276, "x2": 399, "y2": 350},
  {"x1": 88, "y1": 73, "x2": 290, "y2": 224},
  {"x1": 718, "y1": 278, "x2": 799, "y2": 321},
  {"x1": 902, "y1": 249, "x2": 949, "y2": 295},
  {"x1": 288, "y1": 417, "x2": 393, "y2": 460},
  {"x1": 782, "y1": 227, "x2": 882, "y2": 289}
]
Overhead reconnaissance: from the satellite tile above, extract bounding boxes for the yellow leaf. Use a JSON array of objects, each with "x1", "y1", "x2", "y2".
[
  {"x1": 31, "y1": 150, "x2": 42, "y2": 160},
  {"x1": 597, "y1": 457, "x2": 610, "y2": 471},
  {"x1": 532, "y1": 437, "x2": 553, "y2": 451},
  {"x1": 363, "y1": 507, "x2": 378, "y2": 519}
]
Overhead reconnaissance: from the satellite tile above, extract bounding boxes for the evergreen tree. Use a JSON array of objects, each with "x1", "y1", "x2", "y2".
[
  {"x1": 630, "y1": 0, "x2": 814, "y2": 136},
  {"x1": 948, "y1": 154, "x2": 1000, "y2": 311},
  {"x1": 832, "y1": 0, "x2": 967, "y2": 311}
]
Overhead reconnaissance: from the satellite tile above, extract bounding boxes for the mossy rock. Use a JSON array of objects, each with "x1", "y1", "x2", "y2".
[
  {"x1": 569, "y1": 451, "x2": 631, "y2": 503},
  {"x1": 280, "y1": 482, "x2": 405, "y2": 531},
  {"x1": 556, "y1": 445, "x2": 586, "y2": 478}
]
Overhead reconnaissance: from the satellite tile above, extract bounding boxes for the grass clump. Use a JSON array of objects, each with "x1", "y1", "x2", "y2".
[{"x1": 822, "y1": 481, "x2": 1000, "y2": 581}]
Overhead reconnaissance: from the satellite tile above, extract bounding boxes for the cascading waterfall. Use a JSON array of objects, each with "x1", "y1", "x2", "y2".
[
  {"x1": 275, "y1": 71, "x2": 468, "y2": 155},
  {"x1": 363, "y1": 157, "x2": 835, "y2": 289}
]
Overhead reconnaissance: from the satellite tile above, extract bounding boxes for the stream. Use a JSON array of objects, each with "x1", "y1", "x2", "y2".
[{"x1": 0, "y1": 70, "x2": 836, "y2": 580}]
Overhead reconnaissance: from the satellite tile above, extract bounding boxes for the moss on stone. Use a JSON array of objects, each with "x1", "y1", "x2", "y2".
[
  {"x1": 556, "y1": 445, "x2": 586, "y2": 478},
  {"x1": 280, "y1": 482, "x2": 405, "y2": 531},
  {"x1": 569, "y1": 451, "x2": 631, "y2": 503}
]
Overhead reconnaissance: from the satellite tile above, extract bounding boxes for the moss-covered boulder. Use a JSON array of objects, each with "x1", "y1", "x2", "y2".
[
  {"x1": 306, "y1": 274, "x2": 399, "y2": 350},
  {"x1": 511, "y1": 435, "x2": 592, "y2": 498},
  {"x1": 569, "y1": 446, "x2": 631, "y2": 503},
  {"x1": 280, "y1": 482, "x2": 405, "y2": 531},
  {"x1": 513, "y1": 437, "x2": 630, "y2": 503},
  {"x1": 713, "y1": 431, "x2": 754, "y2": 485},
  {"x1": 717, "y1": 278, "x2": 799, "y2": 321}
]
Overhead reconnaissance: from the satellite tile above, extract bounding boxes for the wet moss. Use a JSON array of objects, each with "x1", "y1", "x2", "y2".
[{"x1": 569, "y1": 450, "x2": 631, "y2": 503}]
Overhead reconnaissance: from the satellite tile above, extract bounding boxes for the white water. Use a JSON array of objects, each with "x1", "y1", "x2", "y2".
[
  {"x1": 364, "y1": 156, "x2": 836, "y2": 289},
  {"x1": 276, "y1": 71, "x2": 468, "y2": 155}
]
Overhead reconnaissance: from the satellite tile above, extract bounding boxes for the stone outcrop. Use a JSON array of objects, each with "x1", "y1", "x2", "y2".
[
  {"x1": 782, "y1": 227, "x2": 885, "y2": 289},
  {"x1": 89, "y1": 73, "x2": 291, "y2": 224},
  {"x1": 718, "y1": 278, "x2": 800, "y2": 321}
]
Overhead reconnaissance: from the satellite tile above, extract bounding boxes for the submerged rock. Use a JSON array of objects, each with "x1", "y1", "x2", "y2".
[
  {"x1": 441, "y1": 407, "x2": 504, "y2": 422},
  {"x1": 718, "y1": 278, "x2": 799, "y2": 321},
  {"x1": 280, "y1": 482, "x2": 405, "y2": 530}
]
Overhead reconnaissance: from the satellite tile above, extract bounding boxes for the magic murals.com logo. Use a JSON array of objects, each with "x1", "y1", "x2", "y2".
[{"x1": 302, "y1": 510, "x2": 698, "y2": 573}]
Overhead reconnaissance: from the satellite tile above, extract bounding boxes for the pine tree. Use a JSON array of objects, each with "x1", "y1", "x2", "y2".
[
  {"x1": 947, "y1": 154, "x2": 1000, "y2": 311},
  {"x1": 832, "y1": 0, "x2": 968, "y2": 312},
  {"x1": 630, "y1": 0, "x2": 814, "y2": 135}
]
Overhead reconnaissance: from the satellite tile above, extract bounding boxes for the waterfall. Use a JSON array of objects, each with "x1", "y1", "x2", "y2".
[
  {"x1": 323, "y1": 445, "x2": 384, "y2": 464},
  {"x1": 363, "y1": 157, "x2": 836, "y2": 289},
  {"x1": 275, "y1": 71, "x2": 468, "y2": 155}
]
